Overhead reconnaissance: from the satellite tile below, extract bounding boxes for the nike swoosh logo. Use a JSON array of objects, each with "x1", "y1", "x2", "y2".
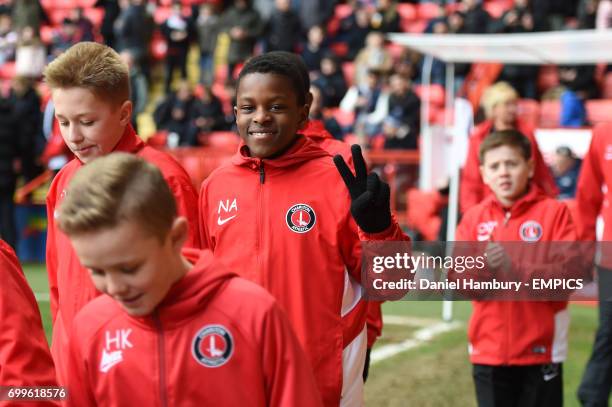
[
  {"x1": 217, "y1": 215, "x2": 237, "y2": 225},
  {"x1": 543, "y1": 373, "x2": 558, "y2": 382}
]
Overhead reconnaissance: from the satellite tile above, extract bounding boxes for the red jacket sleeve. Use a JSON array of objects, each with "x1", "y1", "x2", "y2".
[
  {"x1": 197, "y1": 180, "x2": 213, "y2": 250},
  {"x1": 45, "y1": 186, "x2": 60, "y2": 323},
  {"x1": 65, "y1": 330, "x2": 95, "y2": 407},
  {"x1": 0, "y1": 241, "x2": 58, "y2": 395},
  {"x1": 460, "y1": 128, "x2": 486, "y2": 214},
  {"x1": 165, "y1": 175, "x2": 200, "y2": 249},
  {"x1": 576, "y1": 129, "x2": 603, "y2": 241},
  {"x1": 261, "y1": 302, "x2": 323, "y2": 407}
]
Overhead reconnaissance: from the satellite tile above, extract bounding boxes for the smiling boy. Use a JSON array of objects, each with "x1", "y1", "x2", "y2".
[
  {"x1": 198, "y1": 52, "x2": 408, "y2": 406},
  {"x1": 43, "y1": 42, "x2": 199, "y2": 383},
  {"x1": 59, "y1": 153, "x2": 323, "y2": 407},
  {"x1": 456, "y1": 130, "x2": 576, "y2": 407}
]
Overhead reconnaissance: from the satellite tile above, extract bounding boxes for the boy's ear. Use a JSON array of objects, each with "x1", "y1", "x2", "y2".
[
  {"x1": 298, "y1": 101, "x2": 310, "y2": 130},
  {"x1": 119, "y1": 100, "x2": 133, "y2": 126},
  {"x1": 168, "y1": 217, "x2": 188, "y2": 252}
]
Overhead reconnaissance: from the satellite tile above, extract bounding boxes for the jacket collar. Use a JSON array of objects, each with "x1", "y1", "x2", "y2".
[{"x1": 483, "y1": 183, "x2": 546, "y2": 219}]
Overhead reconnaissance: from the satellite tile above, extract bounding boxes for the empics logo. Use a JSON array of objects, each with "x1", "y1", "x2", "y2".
[
  {"x1": 192, "y1": 325, "x2": 234, "y2": 368},
  {"x1": 286, "y1": 204, "x2": 316, "y2": 233},
  {"x1": 217, "y1": 198, "x2": 238, "y2": 226},
  {"x1": 99, "y1": 329, "x2": 133, "y2": 373}
]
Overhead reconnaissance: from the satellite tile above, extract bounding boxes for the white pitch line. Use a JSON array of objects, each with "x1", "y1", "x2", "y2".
[
  {"x1": 35, "y1": 293, "x2": 50, "y2": 302},
  {"x1": 371, "y1": 320, "x2": 462, "y2": 365},
  {"x1": 383, "y1": 315, "x2": 442, "y2": 327}
]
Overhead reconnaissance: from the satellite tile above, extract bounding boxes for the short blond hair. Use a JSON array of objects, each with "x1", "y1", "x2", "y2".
[
  {"x1": 58, "y1": 153, "x2": 176, "y2": 242},
  {"x1": 481, "y1": 81, "x2": 518, "y2": 119},
  {"x1": 44, "y1": 42, "x2": 130, "y2": 107}
]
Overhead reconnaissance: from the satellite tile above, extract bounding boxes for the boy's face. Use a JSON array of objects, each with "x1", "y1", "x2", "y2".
[
  {"x1": 69, "y1": 218, "x2": 187, "y2": 317},
  {"x1": 480, "y1": 145, "x2": 534, "y2": 207},
  {"x1": 53, "y1": 87, "x2": 132, "y2": 164},
  {"x1": 234, "y1": 73, "x2": 308, "y2": 158}
]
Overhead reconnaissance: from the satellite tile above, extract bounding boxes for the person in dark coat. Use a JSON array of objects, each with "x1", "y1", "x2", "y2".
[
  {"x1": 0, "y1": 91, "x2": 19, "y2": 250},
  {"x1": 263, "y1": 0, "x2": 301, "y2": 52},
  {"x1": 161, "y1": 2, "x2": 194, "y2": 94}
]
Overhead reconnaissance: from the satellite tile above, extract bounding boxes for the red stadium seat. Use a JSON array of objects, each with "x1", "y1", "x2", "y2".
[
  {"x1": 154, "y1": 6, "x2": 172, "y2": 24},
  {"x1": 330, "y1": 42, "x2": 349, "y2": 59},
  {"x1": 404, "y1": 19, "x2": 427, "y2": 33},
  {"x1": 78, "y1": 0, "x2": 97, "y2": 7},
  {"x1": 83, "y1": 7, "x2": 104, "y2": 27},
  {"x1": 414, "y1": 84, "x2": 445, "y2": 108},
  {"x1": 586, "y1": 99, "x2": 612, "y2": 125},
  {"x1": 417, "y1": 2, "x2": 441, "y2": 20},
  {"x1": 49, "y1": 9, "x2": 71, "y2": 25},
  {"x1": 200, "y1": 131, "x2": 240, "y2": 151},
  {"x1": 517, "y1": 99, "x2": 540, "y2": 129},
  {"x1": 40, "y1": 25, "x2": 54, "y2": 44},
  {"x1": 396, "y1": 3, "x2": 417, "y2": 22},
  {"x1": 327, "y1": 108, "x2": 355, "y2": 128},
  {"x1": 341, "y1": 62, "x2": 355, "y2": 87},
  {"x1": 0, "y1": 61, "x2": 15, "y2": 80},
  {"x1": 539, "y1": 100, "x2": 561, "y2": 128},
  {"x1": 483, "y1": 0, "x2": 513, "y2": 18}
]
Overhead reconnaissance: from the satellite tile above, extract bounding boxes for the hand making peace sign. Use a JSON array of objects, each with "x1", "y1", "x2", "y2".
[{"x1": 333, "y1": 145, "x2": 392, "y2": 234}]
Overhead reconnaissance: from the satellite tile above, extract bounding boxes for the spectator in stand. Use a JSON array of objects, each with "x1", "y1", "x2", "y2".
[
  {"x1": 354, "y1": 31, "x2": 393, "y2": 88},
  {"x1": 302, "y1": 25, "x2": 328, "y2": 74},
  {"x1": 312, "y1": 53, "x2": 348, "y2": 108},
  {"x1": 14, "y1": 26, "x2": 45, "y2": 80},
  {"x1": 220, "y1": 0, "x2": 262, "y2": 84},
  {"x1": 298, "y1": 0, "x2": 336, "y2": 32},
  {"x1": 120, "y1": 50, "x2": 147, "y2": 134},
  {"x1": 490, "y1": 0, "x2": 539, "y2": 99},
  {"x1": 309, "y1": 83, "x2": 344, "y2": 140},
  {"x1": 195, "y1": 3, "x2": 220, "y2": 86},
  {"x1": 252, "y1": 0, "x2": 275, "y2": 22},
  {"x1": 11, "y1": 0, "x2": 47, "y2": 33},
  {"x1": 424, "y1": 2, "x2": 448, "y2": 33},
  {"x1": 70, "y1": 7, "x2": 95, "y2": 42},
  {"x1": 460, "y1": 0, "x2": 492, "y2": 33},
  {"x1": 12, "y1": 76, "x2": 43, "y2": 183},
  {"x1": 161, "y1": 2, "x2": 194, "y2": 94},
  {"x1": 337, "y1": 3, "x2": 372, "y2": 60},
  {"x1": 385, "y1": 72, "x2": 420, "y2": 149},
  {"x1": 95, "y1": 0, "x2": 120, "y2": 48},
  {"x1": 460, "y1": 81, "x2": 557, "y2": 213},
  {"x1": 559, "y1": 64, "x2": 599, "y2": 100},
  {"x1": 550, "y1": 146, "x2": 581, "y2": 200},
  {"x1": 340, "y1": 68, "x2": 388, "y2": 143},
  {"x1": 0, "y1": 91, "x2": 18, "y2": 250},
  {"x1": 114, "y1": 0, "x2": 154, "y2": 80},
  {"x1": 50, "y1": 18, "x2": 81, "y2": 61},
  {"x1": 597, "y1": 0, "x2": 612, "y2": 28},
  {"x1": 153, "y1": 81, "x2": 201, "y2": 147},
  {"x1": 370, "y1": 0, "x2": 401, "y2": 33},
  {"x1": 421, "y1": 19, "x2": 448, "y2": 85},
  {"x1": 263, "y1": 0, "x2": 301, "y2": 52},
  {"x1": 0, "y1": 14, "x2": 17, "y2": 65},
  {"x1": 191, "y1": 84, "x2": 228, "y2": 144}
]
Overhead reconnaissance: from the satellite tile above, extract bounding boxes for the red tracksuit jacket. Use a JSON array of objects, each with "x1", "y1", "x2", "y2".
[
  {"x1": 66, "y1": 249, "x2": 323, "y2": 407},
  {"x1": 199, "y1": 136, "x2": 407, "y2": 406},
  {"x1": 456, "y1": 185, "x2": 576, "y2": 365},
  {"x1": 460, "y1": 119, "x2": 557, "y2": 213},
  {"x1": 46, "y1": 125, "x2": 200, "y2": 383},
  {"x1": 576, "y1": 123, "x2": 612, "y2": 243},
  {"x1": 303, "y1": 120, "x2": 383, "y2": 349},
  {"x1": 0, "y1": 240, "x2": 58, "y2": 407}
]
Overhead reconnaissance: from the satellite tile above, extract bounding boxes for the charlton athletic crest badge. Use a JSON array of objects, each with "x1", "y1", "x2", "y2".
[
  {"x1": 286, "y1": 204, "x2": 316, "y2": 233},
  {"x1": 519, "y1": 221, "x2": 543, "y2": 242},
  {"x1": 192, "y1": 325, "x2": 233, "y2": 368}
]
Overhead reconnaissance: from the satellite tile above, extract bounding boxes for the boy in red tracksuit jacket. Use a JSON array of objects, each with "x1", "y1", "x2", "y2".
[
  {"x1": 57, "y1": 153, "x2": 323, "y2": 407},
  {"x1": 0, "y1": 239, "x2": 59, "y2": 407},
  {"x1": 198, "y1": 52, "x2": 409, "y2": 407},
  {"x1": 460, "y1": 82, "x2": 556, "y2": 214},
  {"x1": 42, "y1": 42, "x2": 200, "y2": 384},
  {"x1": 456, "y1": 130, "x2": 576, "y2": 407},
  {"x1": 576, "y1": 122, "x2": 612, "y2": 406},
  {"x1": 283, "y1": 51, "x2": 383, "y2": 381}
]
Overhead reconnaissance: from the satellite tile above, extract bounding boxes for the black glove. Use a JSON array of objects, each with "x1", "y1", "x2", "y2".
[
  {"x1": 334, "y1": 145, "x2": 391, "y2": 234},
  {"x1": 363, "y1": 347, "x2": 372, "y2": 382}
]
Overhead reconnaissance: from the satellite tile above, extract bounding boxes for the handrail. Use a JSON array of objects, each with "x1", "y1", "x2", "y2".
[{"x1": 15, "y1": 170, "x2": 54, "y2": 204}]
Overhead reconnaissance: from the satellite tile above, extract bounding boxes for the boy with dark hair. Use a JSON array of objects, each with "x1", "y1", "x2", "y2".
[
  {"x1": 59, "y1": 153, "x2": 323, "y2": 407},
  {"x1": 198, "y1": 51, "x2": 408, "y2": 406},
  {"x1": 0, "y1": 239, "x2": 58, "y2": 397},
  {"x1": 43, "y1": 42, "x2": 200, "y2": 383},
  {"x1": 457, "y1": 130, "x2": 576, "y2": 407}
]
